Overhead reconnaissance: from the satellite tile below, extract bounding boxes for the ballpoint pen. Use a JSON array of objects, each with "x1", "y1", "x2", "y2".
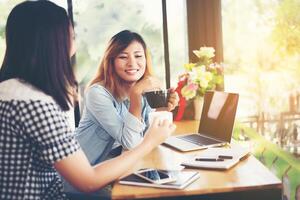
[
  {"x1": 218, "y1": 155, "x2": 233, "y2": 159},
  {"x1": 195, "y1": 158, "x2": 224, "y2": 161}
]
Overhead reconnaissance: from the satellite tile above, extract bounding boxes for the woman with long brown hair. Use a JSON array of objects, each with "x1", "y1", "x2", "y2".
[{"x1": 74, "y1": 30, "x2": 179, "y2": 167}]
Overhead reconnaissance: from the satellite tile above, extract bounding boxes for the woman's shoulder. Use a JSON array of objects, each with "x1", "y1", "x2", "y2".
[
  {"x1": 86, "y1": 83, "x2": 114, "y2": 99},
  {"x1": 0, "y1": 78, "x2": 55, "y2": 104}
]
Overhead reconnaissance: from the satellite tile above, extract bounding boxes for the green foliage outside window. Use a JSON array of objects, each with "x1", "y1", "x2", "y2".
[
  {"x1": 272, "y1": 0, "x2": 300, "y2": 56},
  {"x1": 223, "y1": 1, "x2": 300, "y2": 199}
]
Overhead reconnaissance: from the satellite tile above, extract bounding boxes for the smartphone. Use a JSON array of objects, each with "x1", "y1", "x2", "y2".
[{"x1": 134, "y1": 169, "x2": 176, "y2": 184}]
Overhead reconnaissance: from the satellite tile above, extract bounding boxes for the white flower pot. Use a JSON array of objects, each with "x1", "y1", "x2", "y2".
[{"x1": 193, "y1": 96, "x2": 203, "y2": 120}]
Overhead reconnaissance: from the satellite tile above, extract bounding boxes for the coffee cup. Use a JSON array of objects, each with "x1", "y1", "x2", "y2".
[
  {"x1": 148, "y1": 111, "x2": 173, "y2": 125},
  {"x1": 144, "y1": 89, "x2": 169, "y2": 108}
]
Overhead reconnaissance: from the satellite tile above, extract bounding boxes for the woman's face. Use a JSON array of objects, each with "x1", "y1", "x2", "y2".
[{"x1": 114, "y1": 41, "x2": 146, "y2": 83}]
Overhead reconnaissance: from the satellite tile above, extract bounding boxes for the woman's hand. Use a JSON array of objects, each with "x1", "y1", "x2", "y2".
[
  {"x1": 130, "y1": 76, "x2": 162, "y2": 95},
  {"x1": 129, "y1": 76, "x2": 162, "y2": 120},
  {"x1": 143, "y1": 117, "x2": 176, "y2": 148},
  {"x1": 167, "y1": 88, "x2": 179, "y2": 111}
]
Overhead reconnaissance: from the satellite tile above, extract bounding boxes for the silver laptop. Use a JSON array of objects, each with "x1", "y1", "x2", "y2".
[{"x1": 164, "y1": 91, "x2": 239, "y2": 152}]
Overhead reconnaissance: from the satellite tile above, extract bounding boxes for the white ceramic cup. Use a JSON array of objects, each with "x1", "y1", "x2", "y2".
[{"x1": 149, "y1": 111, "x2": 173, "y2": 125}]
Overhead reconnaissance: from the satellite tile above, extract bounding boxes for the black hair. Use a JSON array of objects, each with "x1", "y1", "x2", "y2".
[
  {"x1": 110, "y1": 30, "x2": 147, "y2": 57},
  {"x1": 0, "y1": 1, "x2": 76, "y2": 111}
]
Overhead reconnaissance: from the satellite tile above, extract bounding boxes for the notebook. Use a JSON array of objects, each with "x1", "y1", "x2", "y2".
[
  {"x1": 164, "y1": 91, "x2": 239, "y2": 152},
  {"x1": 119, "y1": 169, "x2": 200, "y2": 190},
  {"x1": 181, "y1": 144, "x2": 250, "y2": 170}
]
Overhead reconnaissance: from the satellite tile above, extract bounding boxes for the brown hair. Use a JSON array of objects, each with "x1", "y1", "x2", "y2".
[{"x1": 89, "y1": 30, "x2": 153, "y2": 99}]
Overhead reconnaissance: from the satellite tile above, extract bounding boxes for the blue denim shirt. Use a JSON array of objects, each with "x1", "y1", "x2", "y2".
[{"x1": 75, "y1": 84, "x2": 153, "y2": 165}]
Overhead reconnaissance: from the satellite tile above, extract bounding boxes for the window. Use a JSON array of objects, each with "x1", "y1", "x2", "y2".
[
  {"x1": 222, "y1": 1, "x2": 300, "y2": 199},
  {"x1": 222, "y1": 0, "x2": 300, "y2": 117},
  {"x1": 0, "y1": 0, "x2": 24, "y2": 62},
  {"x1": 166, "y1": 0, "x2": 188, "y2": 87},
  {"x1": 222, "y1": 0, "x2": 286, "y2": 117},
  {"x1": 72, "y1": 0, "x2": 188, "y2": 89},
  {"x1": 72, "y1": 0, "x2": 165, "y2": 86},
  {"x1": 0, "y1": 0, "x2": 68, "y2": 64},
  {"x1": 222, "y1": 0, "x2": 300, "y2": 142},
  {"x1": 1, "y1": 0, "x2": 188, "y2": 90}
]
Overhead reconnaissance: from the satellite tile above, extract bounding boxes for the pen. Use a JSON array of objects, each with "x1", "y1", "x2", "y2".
[
  {"x1": 218, "y1": 155, "x2": 233, "y2": 159},
  {"x1": 195, "y1": 158, "x2": 224, "y2": 161}
]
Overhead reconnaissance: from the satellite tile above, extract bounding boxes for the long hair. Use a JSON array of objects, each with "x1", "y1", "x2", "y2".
[
  {"x1": 0, "y1": 1, "x2": 76, "y2": 111},
  {"x1": 89, "y1": 30, "x2": 153, "y2": 99}
]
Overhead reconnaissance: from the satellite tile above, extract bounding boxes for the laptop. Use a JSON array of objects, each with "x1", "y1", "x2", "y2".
[{"x1": 164, "y1": 91, "x2": 239, "y2": 152}]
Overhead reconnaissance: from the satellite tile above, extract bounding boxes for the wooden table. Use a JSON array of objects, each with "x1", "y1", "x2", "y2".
[{"x1": 112, "y1": 120, "x2": 282, "y2": 200}]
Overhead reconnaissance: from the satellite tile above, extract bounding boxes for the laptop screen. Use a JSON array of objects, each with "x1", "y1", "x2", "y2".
[{"x1": 198, "y1": 91, "x2": 239, "y2": 142}]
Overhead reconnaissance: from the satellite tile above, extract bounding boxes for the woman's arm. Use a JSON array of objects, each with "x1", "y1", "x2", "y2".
[
  {"x1": 85, "y1": 85, "x2": 145, "y2": 149},
  {"x1": 129, "y1": 76, "x2": 161, "y2": 120},
  {"x1": 55, "y1": 118, "x2": 176, "y2": 192}
]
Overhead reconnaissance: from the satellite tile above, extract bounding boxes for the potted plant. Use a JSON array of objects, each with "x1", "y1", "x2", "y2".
[{"x1": 175, "y1": 47, "x2": 224, "y2": 120}]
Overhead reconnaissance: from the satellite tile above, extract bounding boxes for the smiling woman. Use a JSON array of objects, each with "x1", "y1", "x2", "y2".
[{"x1": 62, "y1": 30, "x2": 179, "y2": 196}]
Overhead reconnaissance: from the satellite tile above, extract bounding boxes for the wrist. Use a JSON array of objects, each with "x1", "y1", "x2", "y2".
[
  {"x1": 130, "y1": 88, "x2": 143, "y2": 98},
  {"x1": 129, "y1": 92, "x2": 143, "y2": 120},
  {"x1": 139, "y1": 138, "x2": 155, "y2": 155}
]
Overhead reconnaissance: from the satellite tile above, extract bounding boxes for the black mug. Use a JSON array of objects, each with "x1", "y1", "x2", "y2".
[{"x1": 144, "y1": 90, "x2": 170, "y2": 108}]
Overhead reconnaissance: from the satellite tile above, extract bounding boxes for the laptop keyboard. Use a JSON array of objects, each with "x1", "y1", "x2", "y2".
[{"x1": 179, "y1": 134, "x2": 219, "y2": 145}]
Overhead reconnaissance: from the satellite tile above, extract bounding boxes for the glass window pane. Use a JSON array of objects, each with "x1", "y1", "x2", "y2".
[
  {"x1": 167, "y1": 0, "x2": 188, "y2": 87},
  {"x1": 222, "y1": 0, "x2": 297, "y2": 123},
  {"x1": 222, "y1": 0, "x2": 300, "y2": 139},
  {"x1": 0, "y1": 0, "x2": 24, "y2": 63},
  {"x1": 222, "y1": 1, "x2": 300, "y2": 199},
  {"x1": 50, "y1": 0, "x2": 68, "y2": 10},
  {"x1": 0, "y1": 0, "x2": 68, "y2": 64},
  {"x1": 73, "y1": 0, "x2": 165, "y2": 86}
]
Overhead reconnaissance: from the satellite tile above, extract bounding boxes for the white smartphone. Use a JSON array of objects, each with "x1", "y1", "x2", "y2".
[{"x1": 134, "y1": 169, "x2": 177, "y2": 184}]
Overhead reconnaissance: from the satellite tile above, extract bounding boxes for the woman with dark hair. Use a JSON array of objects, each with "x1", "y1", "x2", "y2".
[
  {"x1": 0, "y1": 2, "x2": 175, "y2": 200},
  {"x1": 74, "y1": 30, "x2": 179, "y2": 166}
]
